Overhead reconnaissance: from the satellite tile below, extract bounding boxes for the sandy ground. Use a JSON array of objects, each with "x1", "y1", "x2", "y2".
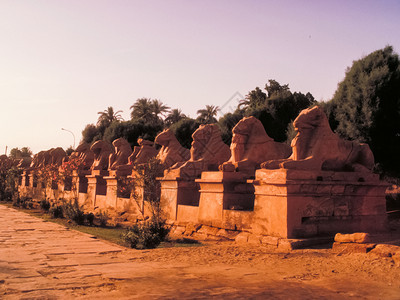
[{"x1": 1, "y1": 205, "x2": 400, "y2": 299}]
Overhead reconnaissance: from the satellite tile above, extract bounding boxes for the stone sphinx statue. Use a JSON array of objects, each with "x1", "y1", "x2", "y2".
[
  {"x1": 219, "y1": 116, "x2": 291, "y2": 175},
  {"x1": 128, "y1": 138, "x2": 158, "y2": 165},
  {"x1": 67, "y1": 142, "x2": 94, "y2": 170},
  {"x1": 167, "y1": 124, "x2": 230, "y2": 179},
  {"x1": 261, "y1": 106, "x2": 375, "y2": 172},
  {"x1": 90, "y1": 140, "x2": 113, "y2": 171},
  {"x1": 16, "y1": 157, "x2": 32, "y2": 169},
  {"x1": 108, "y1": 138, "x2": 132, "y2": 171},
  {"x1": 37, "y1": 150, "x2": 52, "y2": 168},
  {"x1": 49, "y1": 147, "x2": 67, "y2": 167},
  {"x1": 63, "y1": 142, "x2": 94, "y2": 170},
  {"x1": 155, "y1": 128, "x2": 190, "y2": 169}
]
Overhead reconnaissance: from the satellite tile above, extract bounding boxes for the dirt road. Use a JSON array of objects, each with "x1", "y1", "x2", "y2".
[{"x1": 1, "y1": 205, "x2": 399, "y2": 299}]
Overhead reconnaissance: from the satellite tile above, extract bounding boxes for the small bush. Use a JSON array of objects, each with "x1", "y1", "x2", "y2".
[
  {"x1": 122, "y1": 217, "x2": 170, "y2": 249},
  {"x1": 63, "y1": 200, "x2": 86, "y2": 225},
  {"x1": 49, "y1": 205, "x2": 64, "y2": 219},
  {"x1": 13, "y1": 196, "x2": 34, "y2": 209},
  {"x1": 86, "y1": 212, "x2": 95, "y2": 226},
  {"x1": 40, "y1": 199, "x2": 51, "y2": 211},
  {"x1": 96, "y1": 210, "x2": 109, "y2": 227}
]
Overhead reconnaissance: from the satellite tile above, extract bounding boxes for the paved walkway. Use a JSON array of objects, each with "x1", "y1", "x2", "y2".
[{"x1": 1, "y1": 205, "x2": 400, "y2": 299}]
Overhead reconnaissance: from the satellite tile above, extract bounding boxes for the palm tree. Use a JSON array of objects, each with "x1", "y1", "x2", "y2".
[
  {"x1": 151, "y1": 99, "x2": 170, "y2": 119},
  {"x1": 165, "y1": 109, "x2": 187, "y2": 127},
  {"x1": 130, "y1": 98, "x2": 155, "y2": 123},
  {"x1": 130, "y1": 98, "x2": 170, "y2": 125},
  {"x1": 196, "y1": 105, "x2": 219, "y2": 124},
  {"x1": 97, "y1": 106, "x2": 124, "y2": 127}
]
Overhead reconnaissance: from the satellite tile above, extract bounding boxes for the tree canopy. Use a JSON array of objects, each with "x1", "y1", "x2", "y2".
[{"x1": 327, "y1": 45, "x2": 400, "y2": 175}]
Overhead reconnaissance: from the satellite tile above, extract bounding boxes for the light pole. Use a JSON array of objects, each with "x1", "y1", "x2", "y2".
[{"x1": 61, "y1": 128, "x2": 76, "y2": 149}]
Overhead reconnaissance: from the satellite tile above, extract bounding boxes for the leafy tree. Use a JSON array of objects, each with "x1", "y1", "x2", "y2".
[
  {"x1": 196, "y1": 105, "x2": 219, "y2": 124},
  {"x1": 97, "y1": 106, "x2": 124, "y2": 127},
  {"x1": 265, "y1": 79, "x2": 291, "y2": 98},
  {"x1": 238, "y1": 87, "x2": 266, "y2": 109},
  {"x1": 103, "y1": 120, "x2": 163, "y2": 148},
  {"x1": 81, "y1": 124, "x2": 101, "y2": 144},
  {"x1": 243, "y1": 80, "x2": 315, "y2": 142},
  {"x1": 165, "y1": 109, "x2": 187, "y2": 127},
  {"x1": 329, "y1": 46, "x2": 400, "y2": 175},
  {"x1": 169, "y1": 118, "x2": 201, "y2": 148},
  {"x1": 130, "y1": 98, "x2": 153, "y2": 122},
  {"x1": 151, "y1": 99, "x2": 170, "y2": 119},
  {"x1": 218, "y1": 109, "x2": 245, "y2": 145},
  {"x1": 9, "y1": 147, "x2": 32, "y2": 159},
  {"x1": 130, "y1": 98, "x2": 168, "y2": 127}
]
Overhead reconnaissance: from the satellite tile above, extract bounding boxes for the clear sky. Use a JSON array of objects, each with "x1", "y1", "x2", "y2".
[{"x1": 1, "y1": 0, "x2": 399, "y2": 154}]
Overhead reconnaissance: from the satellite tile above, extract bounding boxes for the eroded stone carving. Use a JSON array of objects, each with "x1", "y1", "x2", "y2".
[
  {"x1": 90, "y1": 140, "x2": 113, "y2": 171},
  {"x1": 109, "y1": 138, "x2": 132, "y2": 171},
  {"x1": 49, "y1": 147, "x2": 67, "y2": 167},
  {"x1": 219, "y1": 116, "x2": 291, "y2": 175},
  {"x1": 261, "y1": 106, "x2": 374, "y2": 171},
  {"x1": 69, "y1": 142, "x2": 94, "y2": 170},
  {"x1": 168, "y1": 124, "x2": 230, "y2": 178},
  {"x1": 155, "y1": 129, "x2": 190, "y2": 169},
  {"x1": 128, "y1": 139, "x2": 158, "y2": 165},
  {"x1": 16, "y1": 157, "x2": 32, "y2": 169}
]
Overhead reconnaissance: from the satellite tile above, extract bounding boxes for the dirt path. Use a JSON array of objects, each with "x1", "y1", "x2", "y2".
[{"x1": 1, "y1": 205, "x2": 400, "y2": 299}]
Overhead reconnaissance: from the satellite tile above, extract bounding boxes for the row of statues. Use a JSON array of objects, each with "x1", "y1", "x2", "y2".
[{"x1": 22, "y1": 106, "x2": 375, "y2": 180}]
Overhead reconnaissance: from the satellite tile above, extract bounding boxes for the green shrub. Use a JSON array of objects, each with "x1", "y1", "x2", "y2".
[
  {"x1": 63, "y1": 200, "x2": 86, "y2": 225},
  {"x1": 86, "y1": 212, "x2": 95, "y2": 226},
  {"x1": 40, "y1": 199, "x2": 51, "y2": 211},
  {"x1": 49, "y1": 204, "x2": 64, "y2": 219},
  {"x1": 12, "y1": 196, "x2": 34, "y2": 209},
  {"x1": 122, "y1": 217, "x2": 170, "y2": 249},
  {"x1": 96, "y1": 210, "x2": 109, "y2": 227}
]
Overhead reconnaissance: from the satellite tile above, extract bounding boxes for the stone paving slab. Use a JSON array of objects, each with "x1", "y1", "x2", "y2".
[{"x1": 1, "y1": 204, "x2": 400, "y2": 299}]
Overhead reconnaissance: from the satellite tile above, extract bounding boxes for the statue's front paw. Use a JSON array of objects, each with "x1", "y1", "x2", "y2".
[{"x1": 219, "y1": 162, "x2": 235, "y2": 172}]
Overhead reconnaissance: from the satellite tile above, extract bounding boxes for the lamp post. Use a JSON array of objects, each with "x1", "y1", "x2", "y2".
[{"x1": 61, "y1": 128, "x2": 76, "y2": 149}]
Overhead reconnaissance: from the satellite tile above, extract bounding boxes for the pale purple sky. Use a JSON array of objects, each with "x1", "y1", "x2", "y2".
[{"x1": 1, "y1": 0, "x2": 399, "y2": 154}]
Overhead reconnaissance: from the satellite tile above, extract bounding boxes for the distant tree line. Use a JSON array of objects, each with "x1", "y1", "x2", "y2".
[{"x1": 79, "y1": 46, "x2": 400, "y2": 177}]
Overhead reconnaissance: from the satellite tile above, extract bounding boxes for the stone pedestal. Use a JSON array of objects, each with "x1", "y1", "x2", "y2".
[
  {"x1": 72, "y1": 170, "x2": 90, "y2": 194},
  {"x1": 252, "y1": 169, "x2": 389, "y2": 239},
  {"x1": 196, "y1": 172, "x2": 254, "y2": 230},
  {"x1": 21, "y1": 171, "x2": 30, "y2": 187},
  {"x1": 104, "y1": 176, "x2": 118, "y2": 209},
  {"x1": 159, "y1": 177, "x2": 200, "y2": 222},
  {"x1": 86, "y1": 170, "x2": 108, "y2": 209}
]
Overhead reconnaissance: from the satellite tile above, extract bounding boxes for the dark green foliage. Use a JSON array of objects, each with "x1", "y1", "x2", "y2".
[
  {"x1": 122, "y1": 217, "x2": 170, "y2": 249},
  {"x1": 40, "y1": 199, "x2": 51, "y2": 211},
  {"x1": 196, "y1": 105, "x2": 219, "y2": 124},
  {"x1": 9, "y1": 147, "x2": 32, "y2": 159},
  {"x1": 328, "y1": 46, "x2": 400, "y2": 176},
  {"x1": 63, "y1": 200, "x2": 86, "y2": 225},
  {"x1": 49, "y1": 204, "x2": 64, "y2": 218},
  {"x1": 218, "y1": 109, "x2": 245, "y2": 145},
  {"x1": 95, "y1": 210, "x2": 109, "y2": 227},
  {"x1": 234, "y1": 80, "x2": 315, "y2": 142},
  {"x1": 97, "y1": 106, "x2": 124, "y2": 127},
  {"x1": 130, "y1": 98, "x2": 169, "y2": 127},
  {"x1": 12, "y1": 196, "x2": 34, "y2": 209},
  {"x1": 81, "y1": 124, "x2": 100, "y2": 144},
  {"x1": 169, "y1": 118, "x2": 201, "y2": 149},
  {"x1": 86, "y1": 212, "x2": 95, "y2": 226},
  {"x1": 165, "y1": 109, "x2": 187, "y2": 127},
  {"x1": 103, "y1": 120, "x2": 163, "y2": 148}
]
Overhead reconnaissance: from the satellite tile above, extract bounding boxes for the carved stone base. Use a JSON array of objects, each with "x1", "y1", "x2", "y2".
[
  {"x1": 159, "y1": 177, "x2": 200, "y2": 222},
  {"x1": 195, "y1": 172, "x2": 254, "y2": 230},
  {"x1": 252, "y1": 169, "x2": 389, "y2": 239}
]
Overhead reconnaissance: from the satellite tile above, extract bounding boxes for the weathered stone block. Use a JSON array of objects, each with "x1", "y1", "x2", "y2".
[{"x1": 334, "y1": 232, "x2": 371, "y2": 243}]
